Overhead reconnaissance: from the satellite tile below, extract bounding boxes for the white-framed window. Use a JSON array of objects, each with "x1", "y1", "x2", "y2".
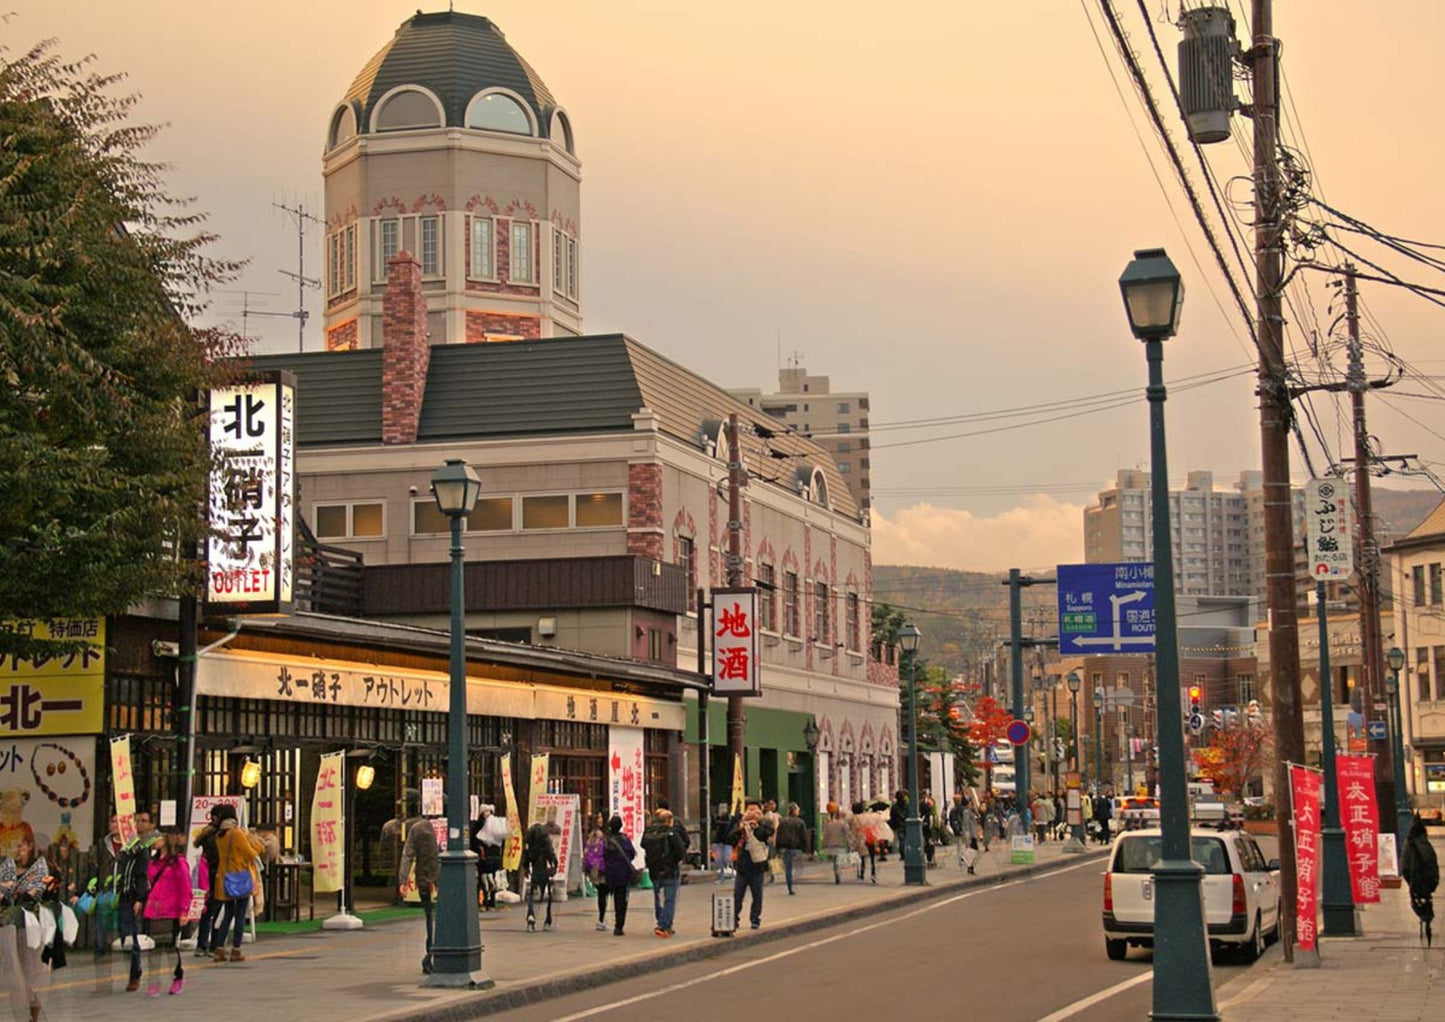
[
  {"x1": 757, "y1": 562, "x2": 776, "y2": 632},
  {"x1": 413, "y1": 496, "x2": 514, "y2": 535},
  {"x1": 326, "y1": 224, "x2": 357, "y2": 298},
  {"x1": 678, "y1": 536, "x2": 696, "y2": 595},
  {"x1": 566, "y1": 236, "x2": 578, "y2": 298},
  {"x1": 376, "y1": 218, "x2": 400, "y2": 279},
  {"x1": 553, "y1": 229, "x2": 564, "y2": 290},
  {"x1": 420, "y1": 215, "x2": 442, "y2": 277},
  {"x1": 814, "y1": 581, "x2": 831, "y2": 644},
  {"x1": 575, "y1": 492, "x2": 623, "y2": 528},
  {"x1": 513, "y1": 491, "x2": 625, "y2": 531},
  {"x1": 313, "y1": 501, "x2": 384, "y2": 540},
  {"x1": 510, "y1": 220, "x2": 536, "y2": 284},
  {"x1": 846, "y1": 592, "x2": 861, "y2": 651},
  {"x1": 470, "y1": 216, "x2": 495, "y2": 279},
  {"x1": 783, "y1": 571, "x2": 800, "y2": 637}
]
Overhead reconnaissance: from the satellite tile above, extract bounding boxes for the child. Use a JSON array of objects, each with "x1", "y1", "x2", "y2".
[{"x1": 144, "y1": 830, "x2": 193, "y2": 995}]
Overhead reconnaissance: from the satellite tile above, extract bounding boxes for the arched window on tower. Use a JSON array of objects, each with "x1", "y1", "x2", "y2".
[
  {"x1": 466, "y1": 92, "x2": 533, "y2": 135},
  {"x1": 374, "y1": 89, "x2": 443, "y2": 132},
  {"x1": 550, "y1": 110, "x2": 575, "y2": 153},
  {"x1": 328, "y1": 104, "x2": 357, "y2": 150}
]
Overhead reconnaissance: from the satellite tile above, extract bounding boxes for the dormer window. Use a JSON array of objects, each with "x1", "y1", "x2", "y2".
[
  {"x1": 466, "y1": 91, "x2": 533, "y2": 135},
  {"x1": 374, "y1": 87, "x2": 444, "y2": 131}
]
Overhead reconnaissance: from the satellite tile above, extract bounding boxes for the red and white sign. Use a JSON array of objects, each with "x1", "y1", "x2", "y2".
[
  {"x1": 1305, "y1": 477, "x2": 1354, "y2": 579},
  {"x1": 608, "y1": 725, "x2": 646, "y2": 868},
  {"x1": 711, "y1": 588, "x2": 760, "y2": 696},
  {"x1": 1336, "y1": 754, "x2": 1381, "y2": 903},
  {"x1": 1288, "y1": 764, "x2": 1322, "y2": 952},
  {"x1": 110, "y1": 736, "x2": 137, "y2": 845},
  {"x1": 310, "y1": 751, "x2": 345, "y2": 894}
]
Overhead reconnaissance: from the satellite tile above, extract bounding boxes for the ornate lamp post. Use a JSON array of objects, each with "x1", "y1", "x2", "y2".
[
  {"x1": 1119, "y1": 247, "x2": 1214, "y2": 1019},
  {"x1": 1386, "y1": 647, "x2": 1412, "y2": 855},
  {"x1": 898, "y1": 622, "x2": 926, "y2": 885},
  {"x1": 1064, "y1": 671, "x2": 1085, "y2": 852},
  {"x1": 1093, "y1": 686, "x2": 1105, "y2": 789},
  {"x1": 425, "y1": 459, "x2": 489, "y2": 989}
]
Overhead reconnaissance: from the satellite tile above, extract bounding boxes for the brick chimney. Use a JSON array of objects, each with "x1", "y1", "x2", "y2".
[{"x1": 381, "y1": 250, "x2": 430, "y2": 445}]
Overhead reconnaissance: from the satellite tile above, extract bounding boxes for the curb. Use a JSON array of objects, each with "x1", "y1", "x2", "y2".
[{"x1": 365, "y1": 849, "x2": 1111, "y2": 1022}]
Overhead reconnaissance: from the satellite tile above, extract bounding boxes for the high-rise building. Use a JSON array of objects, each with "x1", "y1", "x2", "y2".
[
  {"x1": 1083, "y1": 469, "x2": 1303, "y2": 600},
  {"x1": 731, "y1": 365, "x2": 871, "y2": 512}
]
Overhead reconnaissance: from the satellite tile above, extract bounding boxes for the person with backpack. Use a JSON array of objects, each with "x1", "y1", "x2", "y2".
[
  {"x1": 641, "y1": 808, "x2": 686, "y2": 937},
  {"x1": 1402, "y1": 815, "x2": 1440, "y2": 947},
  {"x1": 114, "y1": 830, "x2": 156, "y2": 991},
  {"x1": 523, "y1": 822, "x2": 559, "y2": 932},
  {"x1": 397, "y1": 793, "x2": 440, "y2": 971},
  {"x1": 209, "y1": 804, "x2": 264, "y2": 962},
  {"x1": 190, "y1": 805, "x2": 224, "y2": 959},
  {"x1": 726, "y1": 801, "x2": 773, "y2": 930},
  {"x1": 144, "y1": 829, "x2": 193, "y2": 995},
  {"x1": 600, "y1": 815, "x2": 637, "y2": 937}
]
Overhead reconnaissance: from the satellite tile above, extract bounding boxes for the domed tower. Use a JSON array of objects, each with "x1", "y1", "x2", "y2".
[{"x1": 321, "y1": 10, "x2": 580, "y2": 352}]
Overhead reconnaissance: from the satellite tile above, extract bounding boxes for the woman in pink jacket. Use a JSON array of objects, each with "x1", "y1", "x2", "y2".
[{"x1": 144, "y1": 830, "x2": 194, "y2": 996}]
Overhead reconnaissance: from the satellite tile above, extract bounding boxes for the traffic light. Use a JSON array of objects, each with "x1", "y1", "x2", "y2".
[{"x1": 1188, "y1": 684, "x2": 1202, "y2": 715}]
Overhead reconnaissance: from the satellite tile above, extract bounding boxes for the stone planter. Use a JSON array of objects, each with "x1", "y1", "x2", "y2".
[{"x1": 1243, "y1": 819, "x2": 1277, "y2": 836}]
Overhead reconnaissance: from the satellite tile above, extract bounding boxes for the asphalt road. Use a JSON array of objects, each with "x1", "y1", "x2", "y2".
[{"x1": 501, "y1": 853, "x2": 1265, "y2": 1022}]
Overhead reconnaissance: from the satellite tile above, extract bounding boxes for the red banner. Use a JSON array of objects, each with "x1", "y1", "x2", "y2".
[
  {"x1": 1289, "y1": 764, "x2": 1322, "y2": 953},
  {"x1": 1336, "y1": 754, "x2": 1381, "y2": 903}
]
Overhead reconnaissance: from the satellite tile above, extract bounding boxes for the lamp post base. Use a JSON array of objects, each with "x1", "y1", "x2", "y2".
[
  {"x1": 424, "y1": 849, "x2": 490, "y2": 989},
  {"x1": 903, "y1": 816, "x2": 928, "y2": 886},
  {"x1": 321, "y1": 912, "x2": 364, "y2": 931},
  {"x1": 1149, "y1": 858, "x2": 1218, "y2": 1021},
  {"x1": 1061, "y1": 835, "x2": 1086, "y2": 854},
  {"x1": 1320, "y1": 825, "x2": 1358, "y2": 937}
]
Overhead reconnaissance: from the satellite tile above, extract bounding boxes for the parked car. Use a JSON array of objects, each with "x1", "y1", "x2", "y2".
[{"x1": 1102, "y1": 827, "x2": 1280, "y2": 962}]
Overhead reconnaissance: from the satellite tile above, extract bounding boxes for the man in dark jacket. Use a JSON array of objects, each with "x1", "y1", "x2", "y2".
[
  {"x1": 397, "y1": 792, "x2": 440, "y2": 972},
  {"x1": 774, "y1": 803, "x2": 809, "y2": 894},
  {"x1": 726, "y1": 801, "x2": 773, "y2": 930},
  {"x1": 641, "y1": 809, "x2": 687, "y2": 936},
  {"x1": 190, "y1": 806, "x2": 225, "y2": 957}
]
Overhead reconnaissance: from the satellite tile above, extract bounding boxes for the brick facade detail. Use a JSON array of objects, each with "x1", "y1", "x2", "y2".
[
  {"x1": 465, "y1": 310, "x2": 541, "y2": 343},
  {"x1": 627, "y1": 463, "x2": 664, "y2": 559},
  {"x1": 381, "y1": 251, "x2": 430, "y2": 446},
  {"x1": 326, "y1": 318, "x2": 358, "y2": 352}
]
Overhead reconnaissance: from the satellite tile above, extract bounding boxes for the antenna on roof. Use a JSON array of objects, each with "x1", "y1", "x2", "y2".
[
  {"x1": 273, "y1": 200, "x2": 324, "y2": 352},
  {"x1": 214, "y1": 289, "x2": 282, "y2": 342}
]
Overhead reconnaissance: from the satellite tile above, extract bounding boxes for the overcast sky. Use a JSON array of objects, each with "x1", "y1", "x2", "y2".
[{"x1": 14, "y1": 1, "x2": 1445, "y2": 571}]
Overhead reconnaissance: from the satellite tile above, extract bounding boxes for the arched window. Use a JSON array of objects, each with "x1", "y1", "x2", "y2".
[
  {"x1": 328, "y1": 104, "x2": 357, "y2": 150},
  {"x1": 811, "y1": 468, "x2": 830, "y2": 510},
  {"x1": 466, "y1": 91, "x2": 533, "y2": 135},
  {"x1": 550, "y1": 110, "x2": 575, "y2": 153},
  {"x1": 374, "y1": 88, "x2": 442, "y2": 132}
]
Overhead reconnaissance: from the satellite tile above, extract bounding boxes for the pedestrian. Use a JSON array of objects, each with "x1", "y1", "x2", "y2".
[
  {"x1": 477, "y1": 804, "x2": 508, "y2": 910},
  {"x1": 727, "y1": 801, "x2": 772, "y2": 930},
  {"x1": 641, "y1": 808, "x2": 686, "y2": 937},
  {"x1": 710, "y1": 803, "x2": 735, "y2": 882},
  {"x1": 1035, "y1": 793, "x2": 1055, "y2": 843},
  {"x1": 849, "y1": 801, "x2": 879, "y2": 882},
  {"x1": 143, "y1": 829, "x2": 193, "y2": 996},
  {"x1": 583, "y1": 813, "x2": 609, "y2": 930},
  {"x1": 762, "y1": 799, "x2": 781, "y2": 885},
  {"x1": 1402, "y1": 815, "x2": 1440, "y2": 947},
  {"x1": 600, "y1": 815, "x2": 637, "y2": 936},
  {"x1": 397, "y1": 793, "x2": 440, "y2": 970},
  {"x1": 921, "y1": 792, "x2": 938, "y2": 867},
  {"x1": 820, "y1": 803, "x2": 851, "y2": 884},
  {"x1": 775, "y1": 803, "x2": 808, "y2": 894},
  {"x1": 0, "y1": 835, "x2": 51, "y2": 1022},
  {"x1": 949, "y1": 793, "x2": 980, "y2": 875},
  {"x1": 88, "y1": 814, "x2": 122, "y2": 957},
  {"x1": 887, "y1": 791, "x2": 908, "y2": 861},
  {"x1": 1092, "y1": 793, "x2": 1113, "y2": 845},
  {"x1": 523, "y1": 822, "x2": 558, "y2": 932},
  {"x1": 191, "y1": 806, "x2": 224, "y2": 959},
  {"x1": 209, "y1": 804, "x2": 263, "y2": 963},
  {"x1": 113, "y1": 828, "x2": 157, "y2": 991}
]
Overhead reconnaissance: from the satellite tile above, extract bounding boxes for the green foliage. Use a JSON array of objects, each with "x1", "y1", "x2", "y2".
[{"x1": 0, "y1": 39, "x2": 245, "y2": 656}]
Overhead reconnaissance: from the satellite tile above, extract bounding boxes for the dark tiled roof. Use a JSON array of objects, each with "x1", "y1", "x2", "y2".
[
  {"x1": 344, "y1": 11, "x2": 559, "y2": 137},
  {"x1": 243, "y1": 334, "x2": 860, "y2": 520}
]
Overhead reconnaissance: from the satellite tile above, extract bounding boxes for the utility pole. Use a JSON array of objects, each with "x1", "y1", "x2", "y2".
[
  {"x1": 1250, "y1": 0, "x2": 1306, "y2": 964},
  {"x1": 725, "y1": 414, "x2": 747, "y2": 772},
  {"x1": 1344, "y1": 266, "x2": 1396, "y2": 830},
  {"x1": 1003, "y1": 571, "x2": 1057, "y2": 805}
]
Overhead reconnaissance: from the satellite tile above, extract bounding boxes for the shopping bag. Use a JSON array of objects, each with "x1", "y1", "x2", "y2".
[
  {"x1": 22, "y1": 910, "x2": 43, "y2": 950},
  {"x1": 60, "y1": 904, "x2": 79, "y2": 945},
  {"x1": 767, "y1": 857, "x2": 784, "y2": 880}
]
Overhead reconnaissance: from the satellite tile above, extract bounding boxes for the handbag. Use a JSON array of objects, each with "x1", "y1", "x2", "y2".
[
  {"x1": 223, "y1": 869, "x2": 254, "y2": 899},
  {"x1": 22, "y1": 909, "x2": 43, "y2": 950},
  {"x1": 75, "y1": 892, "x2": 95, "y2": 916}
]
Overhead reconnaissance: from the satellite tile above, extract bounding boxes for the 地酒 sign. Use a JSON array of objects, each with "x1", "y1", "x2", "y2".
[
  {"x1": 1305, "y1": 477, "x2": 1355, "y2": 578},
  {"x1": 0, "y1": 618, "x2": 106, "y2": 736},
  {"x1": 1057, "y1": 564, "x2": 1155, "y2": 655},
  {"x1": 711, "y1": 588, "x2": 760, "y2": 696},
  {"x1": 206, "y1": 373, "x2": 295, "y2": 615}
]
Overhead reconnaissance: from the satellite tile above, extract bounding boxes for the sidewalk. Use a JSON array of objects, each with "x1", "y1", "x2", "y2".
[
  {"x1": 1216, "y1": 836, "x2": 1445, "y2": 1021},
  {"x1": 26, "y1": 839, "x2": 1102, "y2": 1022}
]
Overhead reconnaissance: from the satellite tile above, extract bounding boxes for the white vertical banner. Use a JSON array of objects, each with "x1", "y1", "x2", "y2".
[
  {"x1": 608, "y1": 725, "x2": 646, "y2": 868},
  {"x1": 311, "y1": 751, "x2": 345, "y2": 894},
  {"x1": 1305, "y1": 477, "x2": 1355, "y2": 579}
]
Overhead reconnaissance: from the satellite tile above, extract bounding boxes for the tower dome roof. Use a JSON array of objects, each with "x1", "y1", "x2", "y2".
[{"x1": 341, "y1": 10, "x2": 564, "y2": 142}]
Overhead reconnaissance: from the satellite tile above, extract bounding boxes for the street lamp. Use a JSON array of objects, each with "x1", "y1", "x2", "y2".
[
  {"x1": 1386, "y1": 647, "x2": 1412, "y2": 856},
  {"x1": 425, "y1": 459, "x2": 489, "y2": 988},
  {"x1": 1120, "y1": 247, "x2": 1214, "y2": 1019},
  {"x1": 1064, "y1": 671, "x2": 1085, "y2": 852},
  {"x1": 898, "y1": 622, "x2": 925, "y2": 886},
  {"x1": 1093, "y1": 687, "x2": 1105, "y2": 789}
]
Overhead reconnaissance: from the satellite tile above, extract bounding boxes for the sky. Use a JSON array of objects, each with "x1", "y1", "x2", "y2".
[{"x1": 12, "y1": 1, "x2": 1445, "y2": 572}]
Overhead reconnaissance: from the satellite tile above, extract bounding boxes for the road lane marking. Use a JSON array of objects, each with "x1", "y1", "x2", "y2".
[
  {"x1": 1035, "y1": 971, "x2": 1153, "y2": 1022},
  {"x1": 549, "y1": 858, "x2": 1101, "y2": 1022}
]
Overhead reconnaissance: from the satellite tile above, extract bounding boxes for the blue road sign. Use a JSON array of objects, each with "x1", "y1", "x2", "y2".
[
  {"x1": 1367, "y1": 720, "x2": 1387, "y2": 741},
  {"x1": 1057, "y1": 563, "x2": 1156, "y2": 655},
  {"x1": 1188, "y1": 712, "x2": 1204, "y2": 734},
  {"x1": 1006, "y1": 719, "x2": 1032, "y2": 746}
]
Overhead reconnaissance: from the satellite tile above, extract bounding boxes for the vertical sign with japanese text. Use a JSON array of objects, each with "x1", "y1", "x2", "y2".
[
  {"x1": 1288, "y1": 763, "x2": 1322, "y2": 953},
  {"x1": 1336, "y1": 754, "x2": 1381, "y2": 903},
  {"x1": 501, "y1": 753, "x2": 523, "y2": 871},
  {"x1": 526, "y1": 753, "x2": 550, "y2": 830},
  {"x1": 110, "y1": 735, "x2": 137, "y2": 845},
  {"x1": 1305, "y1": 477, "x2": 1355, "y2": 578},
  {"x1": 711, "y1": 588, "x2": 760, "y2": 696},
  {"x1": 310, "y1": 751, "x2": 344, "y2": 894},
  {"x1": 609, "y1": 726, "x2": 646, "y2": 867},
  {"x1": 206, "y1": 373, "x2": 295, "y2": 615}
]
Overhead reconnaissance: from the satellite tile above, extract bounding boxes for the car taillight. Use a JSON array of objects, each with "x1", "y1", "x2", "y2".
[
  {"x1": 1232, "y1": 873, "x2": 1246, "y2": 915},
  {"x1": 1104, "y1": 872, "x2": 1114, "y2": 912}
]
